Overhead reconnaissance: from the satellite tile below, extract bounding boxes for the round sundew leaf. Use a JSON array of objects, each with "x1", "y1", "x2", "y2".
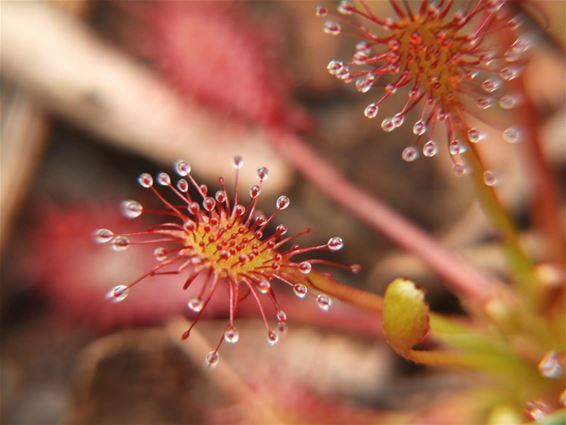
[{"x1": 383, "y1": 278, "x2": 430, "y2": 356}]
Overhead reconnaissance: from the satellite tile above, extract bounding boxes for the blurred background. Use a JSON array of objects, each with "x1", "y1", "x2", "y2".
[{"x1": 1, "y1": 1, "x2": 564, "y2": 424}]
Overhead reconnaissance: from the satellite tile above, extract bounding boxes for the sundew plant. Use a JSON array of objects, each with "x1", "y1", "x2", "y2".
[{"x1": 94, "y1": 0, "x2": 565, "y2": 423}]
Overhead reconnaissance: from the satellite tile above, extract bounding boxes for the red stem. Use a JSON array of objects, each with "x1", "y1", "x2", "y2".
[{"x1": 273, "y1": 131, "x2": 513, "y2": 306}]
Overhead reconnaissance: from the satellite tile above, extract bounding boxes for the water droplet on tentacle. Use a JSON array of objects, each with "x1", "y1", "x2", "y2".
[
  {"x1": 175, "y1": 160, "x2": 191, "y2": 176},
  {"x1": 157, "y1": 172, "x2": 171, "y2": 186},
  {"x1": 205, "y1": 351, "x2": 220, "y2": 368},
  {"x1": 232, "y1": 155, "x2": 244, "y2": 169},
  {"x1": 106, "y1": 285, "x2": 129, "y2": 303},
  {"x1": 423, "y1": 140, "x2": 438, "y2": 157},
  {"x1": 293, "y1": 284, "x2": 308, "y2": 298},
  {"x1": 364, "y1": 103, "x2": 379, "y2": 119},
  {"x1": 323, "y1": 20, "x2": 342, "y2": 35},
  {"x1": 316, "y1": 294, "x2": 332, "y2": 311},
  {"x1": 93, "y1": 228, "x2": 114, "y2": 244},
  {"x1": 299, "y1": 261, "x2": 312, "y2": 274},
  {"x1": 121, "y1": 200, "x2": 143, "y2": 219},
  {"x1": 402, "y1": 146, "x2": 419, "y2": 162},
  {"x1": 328, "y1": 236, "x2": 343, "y2": 251},
  {"x1": 224, "y1": 326, "x2": 240, "y2": 344},
  {"x1": 412, "y1": 120, "x2": 427, "y2": 136},
  {"x1": 276, "y1": 196, "x2": 290, "y2": 210},
  {"x1": 153, "y1": 247, "x2": 167, "y2": 261},
  {"x1": 337, "y1": 0, "x2": 354, "y2": 15},
  {"x1": 111, "y1": 236, "x2": 130, "y2": 252},
  {"x1": 138, "y1": 173, "x2": 153, "y2": 188},
  {"x1": 538, "y1": 351, "x2": 562, "y2": 379},
  {"x1": 267, "y1": 330, "x2": 279, "y2": 346},
  {"x1": 503, "y1": 127, "x2": 521, "y2": 144},
  {"x1": 483, "y1": 170, "x2": 499, "y2": 187},
  {"x1": 188, "y1": 298, "x2": 203, "y2": 312}
]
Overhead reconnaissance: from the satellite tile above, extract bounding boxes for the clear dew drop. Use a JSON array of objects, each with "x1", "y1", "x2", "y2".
[
  {"x1": 381, "y1": 118, "x2": 395, "y2": 132},
  {"x1": 449, "y1": 139, "x2": 467, "y2": 156},
  {"x1": 356, "y1": 41, "x2": 370, "y2": 51},
  {"x1": 315, "y1": 5, "x2": 328, "y2": 17},
  {"x1": 106, "y1": 285, "x2": 129, "y2": 303},
  {"x1": 499, "y1": 95, "x2": 521, "y2": 110},
  {"x1": 293, "y1": 284, "x2": 308, "y2": 298},
  {"x1": 120, "y1": 200, "x2": 143, "y2": 219},
  {"x1": 277, "y1": 321, "x2": 288, "y2": 334},
  {"x1": 453, "y1": 163, "x2": 470, "y2": 177},
  {"x1": 203, "y1": 197, "x2": 216, "y2": 212},
  {"x1": 412, "y1": 120, "x2": 427, "y2": 136},
  {"x1": 249, "y1": 185, "x2": 261, "y2": 199},
  {"x1": 499, "y1": 66, "x2": 520, "y2": 81},
  {"x1": 177, "y1": 179, "x2": 189, "y2": 192},
  {"x1": 138, "y1": 173, "x2": 153, "y2": 188},
  {"x1": 323, "y1": 20, "x2": 342, "y2": 35},
  {"x1": 327, "y1": 60, "x2": 343, "y2": 75},
  {"x1": 503, "y1": 127, "x2": 521, "y2": 144},
  {"x1": 276, "y1": 310, "x2": 287, "y2": 322},
  {"x1": 257, "y1": 279, "x2": 271, "y2": 294},
  {"x1": 408, "y1": 88, "x2": 419, "y2": 99},
  {"x1": 232, "y1": 155, "x2": 244, "y2": 169},
  {"x1": 476, "y1": 97, "x2": 494, "y2": 110},
  {"x1": 188, "y1": 298, "x2": 203, "y2": 312},
  {"x1": 157, "y1": 172, "x2": 171, "y2": 186},
  {"x1": 299, "y1": 261, "x2": 312, "y2": 275},
  {"x1": 467, "y1": 128, "x2": 485, "y2": 144},
  {"x1": 364, "y1": 103, "x2": 379, "y2": 119},
  {"x1": 483, "y1": 170, "x2": 499, "y2": 187},
  {"x1": 337, "y1": 0, "x2": 354, "y2": 15},
  {"x1": 93, "y1": 228, "x2": 114, "y2": 244},
  {"x1": 392, "y1": 113, "x2": 404, "y2": 128},
  {"x1": 525, "y1": 401, "x2": 548, "y2": 422},
  {"x1": 402, "y1": 146, "x2": 419, "y2": 162},
  {"x1": 336, "y1": 66, "x2": 351, "y2": 82},
  {"x1": 275, "y1": 224, "x2": 288, "y2": 235},
  {"x1": 481, "y1": 78, "x2": 501, "y2": 93},
  {"x1": 276, "y1": 195, "x2": 290, "y2": 210},
  {"x1": 111, "y1": 236, "x2": 130, "y2": 252},
  {"x1": 327, "y1": 236, "x2": 343, "y2": 251},
  {"x1": 153, "y1": 247, "x2": 167, "y2": 262},
  {"x1": 224, "y1": 326, "x2": 240, "y2": 344},
  {"x1": 353, "y1": 50, "x2": 370, "y2": 65},
  {"x1": 537, "y1": 351, "x2": 562, "y2": 379},
  {"x1": 316, "y1": 294, "x2": 332, "y2": 311},
  {"x1": 174, "y1": 159, "x2": 191, "y2": 176},
  {"x1": 511, "y1": 37, "x2": 530, "y2": 55},
  {"x1": 355, "y1": 74, "x2": 375, "y2": 93},
  {"x1": 257, "y1": 167, "x2": 269, "y2": 182},
  {"x1": 423, "y1": 140, "x2": 438, "y2": 157},
  {"x1": 233, "y1": 204, "x2": 246, "y2": 216},
  {"x1": 205, "y1": 351, "x2": 220, "y2": 368},
  {"x1": 215, "y1": 190, "x2": 227, "y2": 203},
  {"x1": 267, "y1": 330, "x2": 279, "y2": 346}
]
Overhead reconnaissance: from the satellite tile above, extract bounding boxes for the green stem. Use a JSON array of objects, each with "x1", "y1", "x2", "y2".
[
  {"x1": 464, "y1": 143, "x2": 540, "y2": 308},
  {"x1": 307, "y1": 270, "x2": 383, "y2": 314}
]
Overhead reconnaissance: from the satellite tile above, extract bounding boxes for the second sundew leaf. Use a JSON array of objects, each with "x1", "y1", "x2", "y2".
[{"x1": 383, "y1": 278, "x2": 430, "y2": 356}]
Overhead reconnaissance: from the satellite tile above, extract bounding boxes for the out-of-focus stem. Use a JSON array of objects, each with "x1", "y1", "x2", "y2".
[
  {"x1": 516, "y1": 76, "x2": 565, "y2": 267},
  {"x1": 275, "y1": 132, "x2": 514, "y2": 307},
  {"x1": 465, "y1": 143, "x2": 540, "y2": 307}
]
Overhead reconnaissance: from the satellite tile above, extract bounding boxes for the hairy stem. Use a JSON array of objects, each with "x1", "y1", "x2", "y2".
[{"x1": 274, "y1": 132, "x2": 513, "y2": 306}]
